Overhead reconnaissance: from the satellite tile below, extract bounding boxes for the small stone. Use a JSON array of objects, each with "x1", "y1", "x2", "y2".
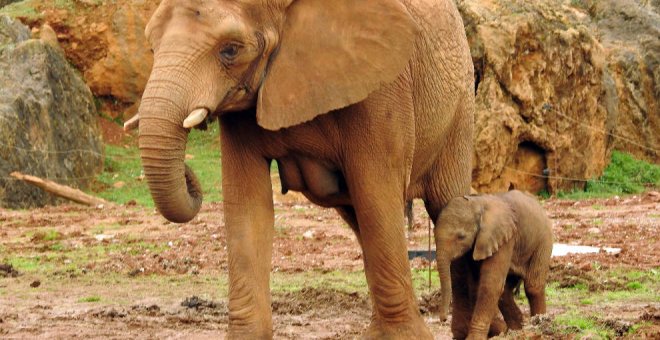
[
  {"x1": 113, "y1": 181, "x2": 125, "y2": 188},
  {"x1": 302, "y1": 230, "x2": 315, "y2": 239},
  {"x1": 30, "y1": 280, "x2": 41, "y2": 288}
]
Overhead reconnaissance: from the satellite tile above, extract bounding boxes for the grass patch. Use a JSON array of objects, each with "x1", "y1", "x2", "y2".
[
  {"x1": 558, "y1": 151, "x2": 660, "y2": 199},
  {"x1": 580, "y1": 298, "x2": 593, "y2": 305},
  {"x1": 0, "y1": 0, "x2": 41, "y2": 21},
  {"x1": 271, "y1": 270, "x2": 367, "y2": 294},
  {"x1": 28, "y1": 229, "x2": 61, "y2": 242},
  {"x1": 1, "y1": 240, "x2": 171, "y2": 275},
  {"x1": 2, "y1": 256, "x2": 41, "y2": 273},
  {"x1": 554, "y1": 313, "x2": 614, "y2": 338},
  {"x1": 91, "y1": 223, "x2": 122, "y2": 235},
  {"x1": 78, "y1": 296, "x2": 101, "y2": 303},
  {"x1": 94, "y1": 120, "x2": 223, "y2": 206},
  {"x1": 50, "y1": 243, "x2": 65, "y2": 251}
]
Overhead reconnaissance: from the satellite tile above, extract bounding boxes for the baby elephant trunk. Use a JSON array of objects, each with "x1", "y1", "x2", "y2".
[{"x1": 437, "y1": 255, "x2": 452, "y2": 321}]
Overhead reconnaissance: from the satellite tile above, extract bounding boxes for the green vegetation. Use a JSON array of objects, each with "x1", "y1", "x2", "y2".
[
  {"x1": 1, "y1": 241, "x2": 168, "y2": 275},
  {"x1": 91, "y1": 223, "x2": 122, "y2": 235},
  {"x1": 4, "y1": 256, "x2": 46, "y2": 272},
  {"x1": 0, "y1": 0, "x2": 41, "y2": 21},
  {"x1": 554, "y1": 312, "x2": 614, "y2": 338},
  {"x1": 94, "y1": 120, "x2": 223, "y2": 206},
  {"x1": 78, "y1": 296, "x2": 101, "y2": 303},
  {"x1": 270, "y1": 268, "x2": 440, "y2": 296},
  {"x1": 272, "y1": 270, "x2": 368, "y2": 294},
  {"x1": 558, "y1": 151, "x2": 660, "y2": 199},
  {"x1": 543, "y1": 268, "x2": 659, "y2": 338}
]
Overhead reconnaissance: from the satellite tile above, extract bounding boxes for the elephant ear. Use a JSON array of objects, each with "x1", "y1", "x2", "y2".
[
  {"x1": 473, "y1": 199, "x2": 517, "y2": 261},
  {"x1": 256, "y1": 0, "x2": 417, "y2": 131}
]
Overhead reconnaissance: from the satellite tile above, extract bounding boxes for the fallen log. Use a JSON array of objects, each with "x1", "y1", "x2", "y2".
[{"x1": 10, "y1": 172, "x2": 108, "y2": 207}]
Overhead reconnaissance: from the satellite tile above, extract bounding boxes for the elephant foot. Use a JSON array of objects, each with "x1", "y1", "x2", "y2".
[
  {"x1": 362, "y1": 317, "x2": 433, "y2": 340},
  {"x1": 227, "y1": 323, "x2": 272, "y2": 340},
  {"x1": 488, "y1": 317, "x2": 507, "y2": 337}
]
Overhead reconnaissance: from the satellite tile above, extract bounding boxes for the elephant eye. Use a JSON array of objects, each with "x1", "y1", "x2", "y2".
[
  {"x1": 220, "y1": 43, "x2": 241, "y2": 62},
  {"x1": 457, "y1": 231, "x2": 467, "y2": 240}
]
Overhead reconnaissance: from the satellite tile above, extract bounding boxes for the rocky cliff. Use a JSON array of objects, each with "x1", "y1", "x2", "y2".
[
  {"x1": 0, "y1": 15, "x2": 103, "y2": 208},
  {"x1": 458, "y1": 0, "x2": 658, "y2": 194}
]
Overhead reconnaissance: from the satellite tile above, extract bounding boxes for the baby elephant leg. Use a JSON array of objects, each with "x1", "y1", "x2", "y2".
[
  {"x1": 525, "y1": 250, "x2": 550, "y2": 316},
  {"x1": 498, "y1": 277, "x2": 523, "y2": 330},
  {"x1": 524, "y1": 281, "x2": 547, "y2": 316}
]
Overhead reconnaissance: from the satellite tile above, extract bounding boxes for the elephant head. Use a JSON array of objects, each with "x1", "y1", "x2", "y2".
[
  {"x1": 434, "y1": 195, "x2": 517, "y2": 320},
  {"x1": 132, "y1": 0, "x2": 417, "y2": 223}
]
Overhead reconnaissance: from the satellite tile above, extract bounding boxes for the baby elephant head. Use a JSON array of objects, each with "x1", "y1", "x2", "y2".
[
  {"x1": 434, "y1": 195, "x2": 517, "y2": 320},
  {"x1": 437, "y1": 195, "x2": 517, "y2": 261}
]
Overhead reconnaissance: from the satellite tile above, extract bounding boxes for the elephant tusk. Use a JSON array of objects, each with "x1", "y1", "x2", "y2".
[
  {"x1": 123, "y1": 114, "x2": 140, "y2": 132},
  {"x1": 183, "y1": 108, "x2": 209, "y2": 129}
]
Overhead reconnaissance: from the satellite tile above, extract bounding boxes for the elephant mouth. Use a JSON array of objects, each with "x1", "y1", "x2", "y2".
[{"x1": 217, "y1": 85, "x2": 253, "y2": 113}]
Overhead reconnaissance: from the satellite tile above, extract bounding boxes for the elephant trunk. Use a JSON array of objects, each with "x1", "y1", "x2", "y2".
[
  {"x1": 437, "y1": 255, "x2": 452, "y2": 321},
  {"x1": 138, "y1": 74, "x2": 203, "y2": 223}
]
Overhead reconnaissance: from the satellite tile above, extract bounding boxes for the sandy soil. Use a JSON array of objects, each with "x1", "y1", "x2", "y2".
[{"x1": 0, "y1": 191, "x2": 658, "y2": 339}]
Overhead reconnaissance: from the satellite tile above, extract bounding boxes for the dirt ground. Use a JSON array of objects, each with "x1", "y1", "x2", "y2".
[{"x1": 0, "y1": 190, "x2": 658, "y2": 339}]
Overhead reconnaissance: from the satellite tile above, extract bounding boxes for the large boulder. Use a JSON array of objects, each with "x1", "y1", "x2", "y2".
[
  {"x1": 0, "y1": 0, "x2": 160, "y2": 119},
  {"x1": 0, "y1": 0, "x2": 19, "y2": 9},
  {"x1": 0, "y1": 15, "x2": 103, "y2": 208},
  {"x1": 588, "y1": 0, "x2": 659, "y2": 163},
  {"x1": 458, "y1": 0, "x2": 659, "y2": 194},
  {"x1": 84, "y1": 0, "x2": 156, "y2": 105}
]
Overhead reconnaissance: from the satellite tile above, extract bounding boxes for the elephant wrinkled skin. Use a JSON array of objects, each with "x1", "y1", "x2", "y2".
[
  {"x1": 435, "y1": 190, "x2": 553, "y2": 340},
  {"x1": 135, "y1": 0, "x2": 474, "y2": 338}
]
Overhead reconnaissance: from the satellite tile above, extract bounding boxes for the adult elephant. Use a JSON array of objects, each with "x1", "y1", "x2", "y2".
[{"x1": 127, "y1": 0, "x2": 474, "y2": 338}]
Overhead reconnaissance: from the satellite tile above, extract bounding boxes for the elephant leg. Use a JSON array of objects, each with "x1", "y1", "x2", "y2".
[
  {"x1": 335, "y1": 205, "x2": 361, "y2": 241},
  {"x1": 424, "y1": 104, "x2": 473, "y2": 328},
  {"x1": 467, "y1": 243, "x2": 513, "y2": 339},
  {"x1": 498, "y1": 277, "x2": 523, "y2": 330},
  {"x1": 488, "y1": 316, "x2": 507, "y2": 337},
  {"x1": 450, "y1": 256, "x2": 475, "y2": 340},
  {"x1": 344, "y1": 172, "x2": 431, "y2": 339},
  {"x1": 221, "y1": 120, "x2": 275, "y2": 338},
  {"x1": 423, "y1": 96, "x2": 474, "y2": 222},
  {"x1": 524, "y1": 280, "x2": 547, "y2": 316},
  {"x1": 524, "y1": 250, "x2": 550, "y2": 316},
  {"x1": 405, "y1": 200, "x2": 414, "y2": 237}
]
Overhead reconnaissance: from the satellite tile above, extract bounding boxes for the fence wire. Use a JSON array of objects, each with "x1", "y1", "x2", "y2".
[{"x1": 0, "y1": 106, "x2": 657, "y2": 188}]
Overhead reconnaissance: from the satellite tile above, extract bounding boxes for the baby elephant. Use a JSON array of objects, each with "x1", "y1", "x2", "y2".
[{"x1": 435, "y1": 190, "x2": 553, "y2": 340}]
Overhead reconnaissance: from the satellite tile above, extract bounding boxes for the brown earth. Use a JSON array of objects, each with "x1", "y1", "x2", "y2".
[{"x1": 0, "y1": 190, "x2": 658, "y2": 338}]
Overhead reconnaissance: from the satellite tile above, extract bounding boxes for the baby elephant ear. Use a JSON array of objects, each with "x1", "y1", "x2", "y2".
[{"x1": 473, "y1": 199, "x2": 516, "y2": 261}]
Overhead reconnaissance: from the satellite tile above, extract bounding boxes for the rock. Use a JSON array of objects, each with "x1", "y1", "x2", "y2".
[
  {"x1": 459, "y1": 0, "x2": 612, "y2": 194},
  {"x1": 84, "y1": 1, "x2": 156, "y2": 107},
  {"x1": 0, "y1": 14, "x2": 29, "y2": 45},
  {"x1": 302, "y1": 230, "x2": 315, "y2": 240},
  {"x1": 0, "y1": 263, "x2": 19, "y2": 277},
  {"x1": 37, "y1": 23, "x2": 60, "y2": 50},
  {"x1": 30, "y1": 280, "x2": 40, "y2": 288},
  {"x1": 0, "y1": 0, "x2": 20, "y2": 9},
  {"x1": 0, "y1": 15, "x2": 103, "y2": 208},
  {"x1": 459, "y1": 0, "x2": 659, "y2": 194},
  {"x1": 588, "y1": 0, "x2": 659, "y2": 163}
]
